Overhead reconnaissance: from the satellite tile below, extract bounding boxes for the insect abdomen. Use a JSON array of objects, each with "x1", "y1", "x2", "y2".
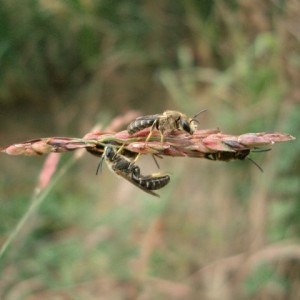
[
  {"x1": 127, "y1": 116, "x2": 157, "y2": 134},
  {"x1": 134, "y1": 174, "x2": 170, "y2": 190}
]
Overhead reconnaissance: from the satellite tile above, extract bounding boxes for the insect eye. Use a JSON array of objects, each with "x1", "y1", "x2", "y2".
[
  {"x1": 181, "y1": 120, "x2": 192, "y2": 133},
  {"x1": 105, "y1": 147, "x2": 113, "y2": 158}
]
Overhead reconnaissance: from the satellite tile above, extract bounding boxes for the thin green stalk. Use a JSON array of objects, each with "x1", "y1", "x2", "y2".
[{"x1": 0, "y1": 155, "x2": 78, "y2": 259}]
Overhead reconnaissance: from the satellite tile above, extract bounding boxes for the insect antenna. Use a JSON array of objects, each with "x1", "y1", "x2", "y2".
[
  {"x1": 191, "y1": 109, "x2": 208, "y2": 123},
  {"x1": 245, "y1": 148, "x2": 271, "y2": 172},
  {"x1": 247, "y1": 157, "x2": 264, "y2": 173},
  {"x1": 252, "y1": 148, "x2": 271, "y2": 153}
]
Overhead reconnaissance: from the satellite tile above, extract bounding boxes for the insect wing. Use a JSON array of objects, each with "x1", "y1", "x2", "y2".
[
  {"x1": 127, "y1": 114, "x2": 161, "y2": 133},
  {"x1": 133, "y1": 114, "x2": 161, "y2": 121},
  {"x1": 104, "y1": 158, "x2": 159, "y2": 197},
  {"x1": 116, "y1": 170, "x2": 160, "y2": 197}
]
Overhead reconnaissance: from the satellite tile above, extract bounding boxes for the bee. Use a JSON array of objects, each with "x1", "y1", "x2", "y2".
[
  {"x1": 127, "y1": 109, "x2": 207, "y2": 143},
  {"x1": 127, "y1": 109, "x2": 206, "y2": 164},
  {"x1": 97, "y1": 146, "x2": 170, "y2": 197},
  {"x1": 204, "y1": 149, "x2": 264, "y2": 172}
]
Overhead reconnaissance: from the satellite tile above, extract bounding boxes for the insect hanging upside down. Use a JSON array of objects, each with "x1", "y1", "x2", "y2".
[
  {"x1": 97, "y1": 146, "x2": 170, "y2": 197},
  {"x1": 204, "y1": 146, "x2": 269, "y2": 173},
  {"x1": 127, "y1": 109, "x2": 207, "y2": 143}
]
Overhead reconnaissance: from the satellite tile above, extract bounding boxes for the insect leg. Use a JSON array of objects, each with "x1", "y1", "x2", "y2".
[
  {"x1": 152, "y1": 154, "x2": 160, "y2": 169},
  {"x1": 129, "y1": 119, "x2": 159, "y2": 166}
]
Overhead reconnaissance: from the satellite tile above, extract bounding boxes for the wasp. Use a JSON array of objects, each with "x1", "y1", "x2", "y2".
[
  {"x1": 127, "y1": 109, "x2": 207, "y2": 143},
  {"x1": 97, "y1": 146, "x2": 170, "y2": 197}
]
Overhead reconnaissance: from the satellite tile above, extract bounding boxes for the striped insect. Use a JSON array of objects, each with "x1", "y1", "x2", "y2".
[
  {"x1": 127, "y1": 109, "x2": 207, "y2": 143},
  {"x1": 131, "y1": 169, "x2": 170, "y2": 192},
  {"x1": 127, "y1": 109, "x2": 207, "y2": 164},
  {"x1": 97, "y1": 146, "x2": 170, "y2": 197}
]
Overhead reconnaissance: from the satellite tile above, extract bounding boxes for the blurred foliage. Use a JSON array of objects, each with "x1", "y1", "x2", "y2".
[
  {"x1": 0, "y1": 0, "x2": 300, "y2": 299},
  {"x1": 245, "y1": 263, "x2": 287, "y2": 297}
]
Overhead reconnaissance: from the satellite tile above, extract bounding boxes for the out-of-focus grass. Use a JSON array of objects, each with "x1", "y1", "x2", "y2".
[{"x1": 0, "y1": 0, "x2": 300, "y2": 299}]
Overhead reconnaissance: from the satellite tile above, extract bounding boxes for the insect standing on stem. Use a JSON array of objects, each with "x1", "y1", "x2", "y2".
[
  {"x1": 97, "y1": 146, "x2": 170, "y2": 197},
  {"x1": 127, "y1": 109, "x2": 207, "y2": 164},
  {"x1": 128, "y1": 109, "x2": 207, "y2": 142}
]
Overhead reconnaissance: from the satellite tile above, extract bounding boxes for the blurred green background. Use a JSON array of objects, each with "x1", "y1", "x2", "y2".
[{"x1": 0, "y1": 0, "x2": 299, "y2": 299}]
